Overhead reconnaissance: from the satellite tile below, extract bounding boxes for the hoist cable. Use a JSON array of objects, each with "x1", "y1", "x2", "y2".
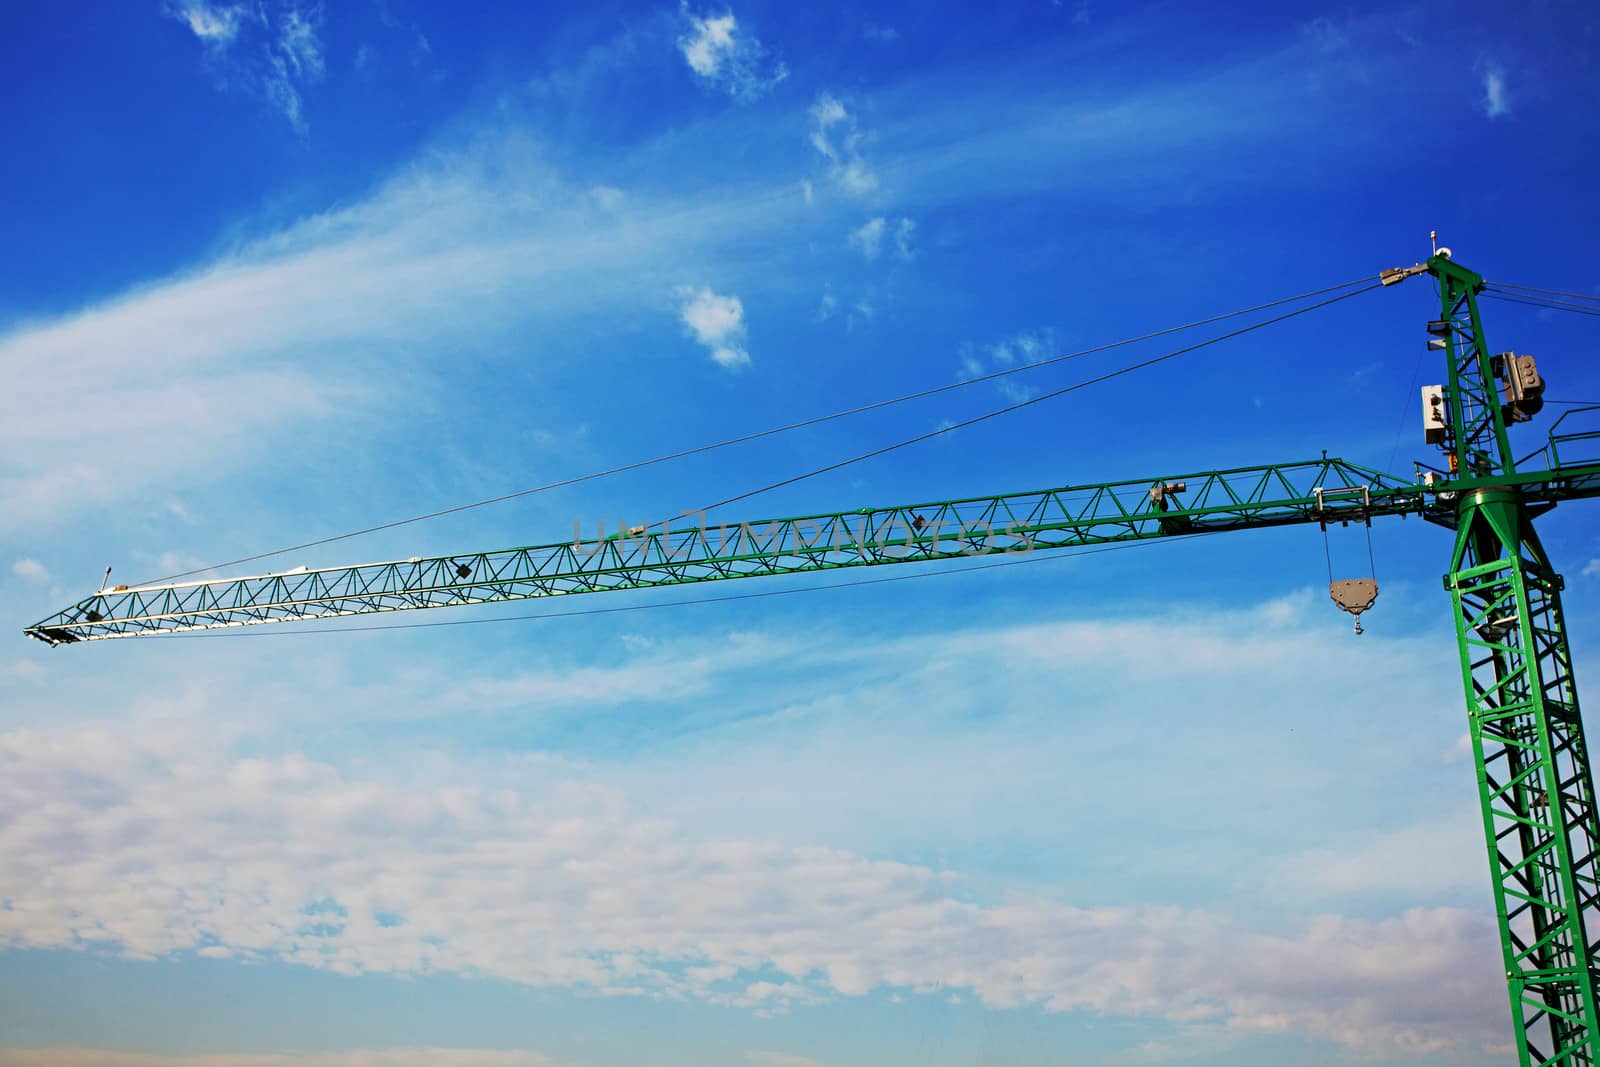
[
  {"x1": 1316, "y1": 526, "x2": 1376, "y2": 585},
  {"x1": 138, "y1": 275, "x2": 1378, "y2": 585}
]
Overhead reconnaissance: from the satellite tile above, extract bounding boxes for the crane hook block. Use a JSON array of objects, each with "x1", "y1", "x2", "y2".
[{"x1": 1329, "y1": 578, "x2": 1379, "y2": 635}]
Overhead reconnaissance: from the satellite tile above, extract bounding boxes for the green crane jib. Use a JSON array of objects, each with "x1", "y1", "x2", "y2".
[
  {"x1": 21, "y1": 253, "x2": 1600, "y2": 1066},
  {"x1": 23, "y1": 458, "x2": 1431, "y2": 643}
]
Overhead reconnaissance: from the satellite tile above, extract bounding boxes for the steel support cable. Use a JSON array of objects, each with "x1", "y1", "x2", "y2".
[
  {"x1": 1383, "y1": 343, "x2": 1429, "y2": 481},
  {"x1": 133, "y1": 535, "x2": 1198, "y2": 639},
  {"x1": 1481, "y1": 291, "x2": 1600, "y2": 319},
  {"x1": 1381, "y1": 273, "x2": 1443, "y2": 476},
  {"x1": 1489, "y1": 281, "x2": 1600, "y2": 305},
  {"x1": 1484, "y1": 290, "x2": 1600, "y2": 315},
  {"x1": 139, "y1": 276, "x2": 1376, "y2": 585},
  {"x1": 677, "y1": 284, "x2": 1383, "y2": 526}
]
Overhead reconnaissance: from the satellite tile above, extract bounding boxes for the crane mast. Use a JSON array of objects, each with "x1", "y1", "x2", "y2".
[
  {"x1": 1431, "y1": 255, "x2": 1600, "y2": 1066},
  {"x1": 20, "y1": 253, "x2": 1600, "y2": 1064}
]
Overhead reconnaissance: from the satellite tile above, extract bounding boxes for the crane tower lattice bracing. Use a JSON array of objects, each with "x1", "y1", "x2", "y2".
[{"x1": 1435, "y1": 257, "x2": 1600, "y2": 1066}]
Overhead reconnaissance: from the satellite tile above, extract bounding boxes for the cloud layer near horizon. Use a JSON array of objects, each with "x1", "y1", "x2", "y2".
[
  {"x1": 0, "y1": 1051, "x2": 567, "y2": 1067},
  {"x1": 0, "y1": 696, "x2": 1500, "y2": 1056}
]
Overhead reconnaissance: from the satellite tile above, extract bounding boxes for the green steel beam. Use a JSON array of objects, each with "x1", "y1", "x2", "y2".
[
  {"x1": 1432, "y1": 255, "x2": 1519, "y2": 477},
  {"x1": 26, "y1": 457, "x2": 1429, "y2": 644},
  {"x1": 1431, "y1": 254, "x2": 1600, "y2": 1067}
]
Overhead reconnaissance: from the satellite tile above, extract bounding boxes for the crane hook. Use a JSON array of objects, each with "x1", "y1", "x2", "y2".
[{"x1": 1329, "y1": 578, "x2": 1378, "y2": 635}]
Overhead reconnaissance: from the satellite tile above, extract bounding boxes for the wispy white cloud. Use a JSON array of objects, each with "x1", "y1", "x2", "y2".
[
  {"x1": 1302, "y1": 16, "x2": 1348, "y2": 52},
  {"x1": 816, "y1": 288, "x2": 838, "y2": 320},
  {"x1": 440, "y1": 632, "x2": 789, "y2": 715},
  {"x1": 809, "y1": 94, "x2": 878, "y2": 197},
  {"x1": 849, "y1": 216, "x2": 916, "y2": 262},
  {"x1": 11, "y1": 557, "x2": 48, "y2": 582},
  {"x1": 1272, "y1": 814, "x2": 1486, "y2": 899},
  {"x1": 0, "y1": 305, "x2": 351, "y2": 538},
  {"x1": 166, "y1": 0, "x2": 326, "y2": 132},
  {"x1": 0, "y1": 142, "x2": 813, "y2": 536},
  {"x1": 678, "y1": 6, "x2": 788, "y2": 101},
  {"x1": 1296, "y1": 18, "x2": 1371, "y2": 86},
  {"x1": 848, "y1": 217, "x2": 886, "y2": 259},
  {"x1": 1583, "y1": 558, "x2": 1600, "y2": 578},
  {"x1": 680, "y1": 11, "x2": 734, "y2": 76},
  {"x1": 590, "y1": 185, "x2": 626, "y2": 211},
  {"x1": 2, "y1": 28, "x2": 1434, "y2": 538},
  {"x1": 5, "y1": 659, "x2": 43, "y2": 681},
  {"x1": 893, "y1": 217, "x2": 915, "y2": 260},
  {"x1": 955, "y1": 330, "x2": 1053, "y2": 403},
  {"x1": 1482, "y1": 62, "x2": 1510, "y2": 118},
  {"x1": 265, "y1": 4, "x2": 326, "y2": 133},
  {"x1": 1443, "y1": 731, "x2": 1474, "y2": 764},
  {"x1": 582, "y1": 592, "x2": 1469, "y2": 919},
  {"x1": 165, "y1": 0, "x2": 247, "y2": 45},
  {"x1": 361, "y1": 0, "x2": 435, "y2": 76},
  {"x1": 276, "y1": 4, "x2": 324, "y2": 80},
  {"x1": 677, "y1": 286, "x2": 751, "y2": 369}
]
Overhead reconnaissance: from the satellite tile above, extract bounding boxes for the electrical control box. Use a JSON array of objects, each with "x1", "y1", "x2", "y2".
[
  {"x1": 1422, "y1": 384, "x2": 1447, "y2": 445},
  {"x1": 1501, "y1": 352, "x2": 1545, "y2": 422}
]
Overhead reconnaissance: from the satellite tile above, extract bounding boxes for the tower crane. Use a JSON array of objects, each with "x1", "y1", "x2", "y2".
[{"x1": 22, "y1": 251, "x2": 1600, "y2": 1066}]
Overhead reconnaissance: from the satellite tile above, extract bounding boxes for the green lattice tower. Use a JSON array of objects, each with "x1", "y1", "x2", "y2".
[{"x1": 1435, "y1": 255, "x2": 1600, "y2": 1065}]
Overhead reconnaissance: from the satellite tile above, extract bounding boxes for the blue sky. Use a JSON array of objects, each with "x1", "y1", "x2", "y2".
[{"x1": 2, "y1": 1, "x2": 1600, "y2": 1065}]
